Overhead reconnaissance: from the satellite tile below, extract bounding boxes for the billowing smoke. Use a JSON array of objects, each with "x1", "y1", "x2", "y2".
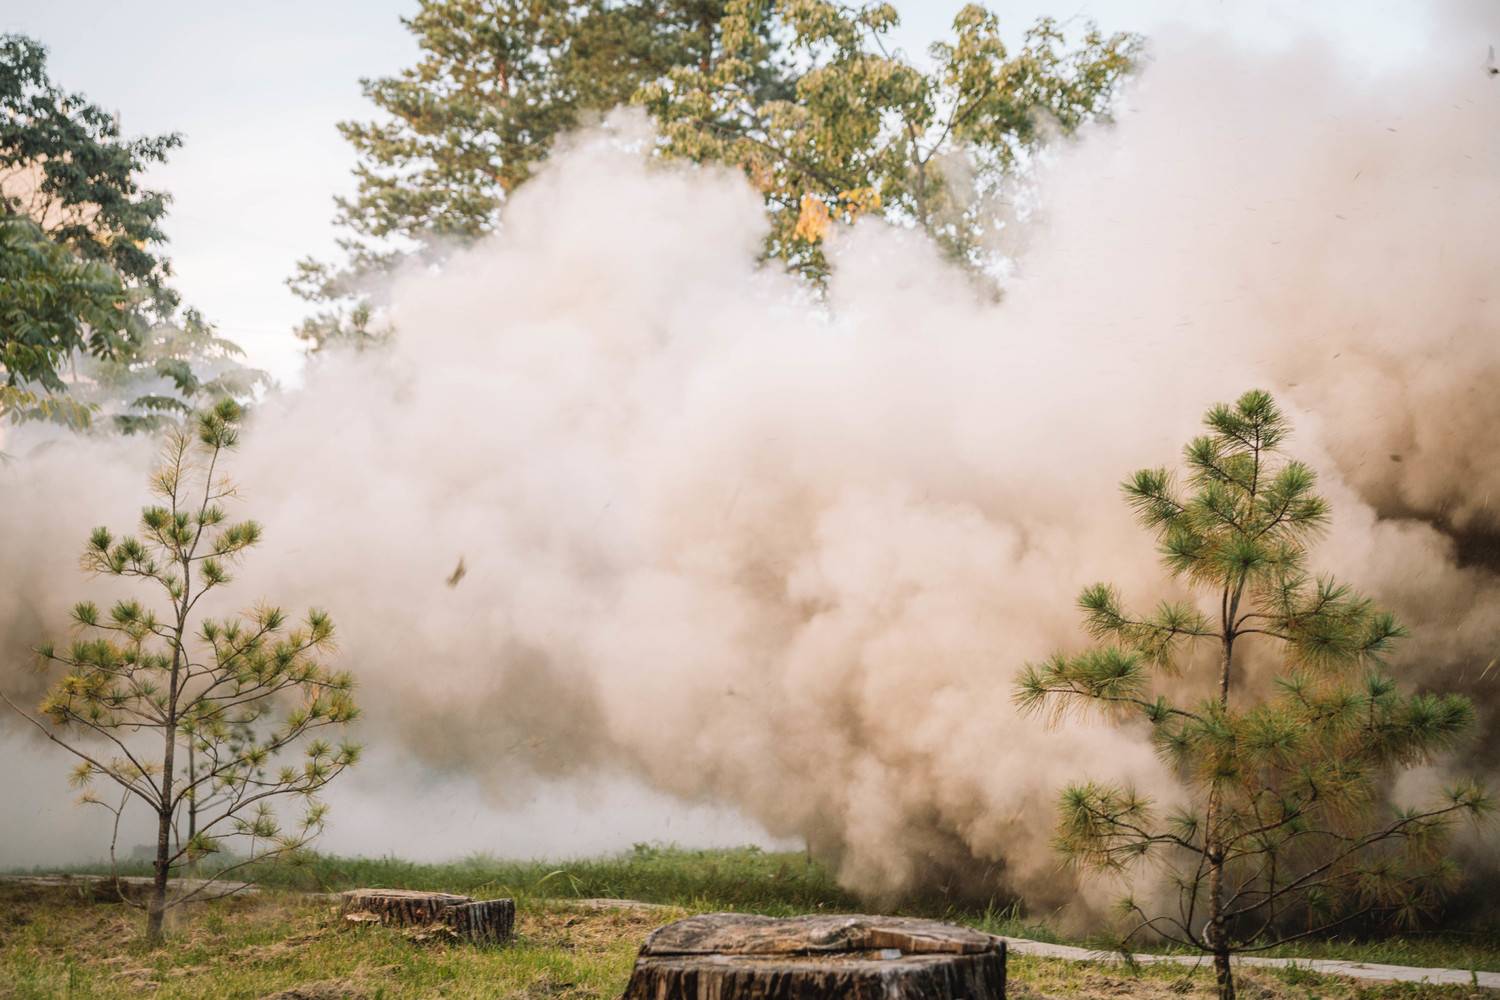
[{"x1": 3, "y1": 5, "x2": 1498, "y2": 918}]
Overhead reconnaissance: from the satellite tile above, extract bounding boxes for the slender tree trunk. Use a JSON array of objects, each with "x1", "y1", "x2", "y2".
[
  {"x1": 150, "y1": 653, "x2": 180, "y2": 944},
  {"x1": 186, "y1": 742, "x2": 197, "y2": 876},
  {"x1": 187, "y1": 742, "x2": 195, "y2": 839},
  {"x1": 150, "y1": 690, "x2": 179, "y2": 943},
  {"x1": 1207, "y1": 591, "x2": 1240, "y2": 999},
  {"x1": 148, "y1": 804, "x2": 171, "y2": 943},
  {"x1": 1207, "y1": 830, "x2": 1233, "y2": 1000},
  {"x1": 1218, "y1": 624, "x2": 1234, "y2": 705},
  {"x1": 150, "y1": 538, "x2": 190, "y2": 944},
  {"x1": 149, "y1": 671, "x2": 180, "y2": 947},
  {"x1": 1212, "y1": 941, "x2": 1235, "y2": 1000}
]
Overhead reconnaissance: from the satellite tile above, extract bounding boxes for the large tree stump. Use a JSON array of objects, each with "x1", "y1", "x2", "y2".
[
  {"x1": 339, "y1": 888, "x2": 514, "y2": 944},
  {"x1": 621, "y1": 913, "x2": 1006, "y2": 1000}
]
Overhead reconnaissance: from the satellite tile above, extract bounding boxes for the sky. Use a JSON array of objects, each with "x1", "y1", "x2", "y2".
[{"x1": 2, "y1": 1, "x2": 1436, "y2": 385}]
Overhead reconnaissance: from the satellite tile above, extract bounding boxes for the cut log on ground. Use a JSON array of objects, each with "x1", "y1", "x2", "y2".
[
  {"x1": 339, "y1": 888, "x2": 514, "y2": 944},
  {"x1": 621, "y1": 913, "x2": 1006, "y2": 1000}
]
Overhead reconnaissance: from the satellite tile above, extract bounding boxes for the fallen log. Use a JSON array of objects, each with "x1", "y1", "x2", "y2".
[
  {"x1": 339, "y1": 888, "x2": 514, "y2": 944},
  {"x1": 621, "y1": 913, "x2": 1006, "y2": 1000}
]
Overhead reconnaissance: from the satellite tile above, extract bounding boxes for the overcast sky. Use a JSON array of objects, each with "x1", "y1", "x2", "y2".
[{"x1": 3, "y1": 1, "x2": 1437, "y2": 384}]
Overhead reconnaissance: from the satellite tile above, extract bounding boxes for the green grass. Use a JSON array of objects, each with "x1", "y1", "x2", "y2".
[
  {"x1": 2, "y1": 884, "x2": 1493, "y2": 1000},
  {"x1": 16, "y1": 845, "x2": 861, "y2": 914},
  {"x1": 7, "y1": 845, "x2": 1500, "y2": 991},
  {"x1": 1, "y1": 888, "x2": 656, "y2": 999}
]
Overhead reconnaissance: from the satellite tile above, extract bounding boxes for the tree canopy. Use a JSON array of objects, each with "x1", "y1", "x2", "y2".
[
  {"x1": 291, "y1": 0, "x2": 792, "y2": 348},
  {"x1": 0, "y1": 35, "x2": 264, "y2": 434},
  {"x1": 0, "y1": 216, "x2": 132, "y2": 427},
  {"x1": 0, "y1": 34, "x2": 180, "y2": 313},
  {"x1": 293, "y1": 0, "x2": 1136, "y2": 346},
  {"x1": 75, "y1": 309, "x2": 273, "y2": 435},
  {"x1": 644, "y1": 0, "x2": 1134, "y2": 278}
]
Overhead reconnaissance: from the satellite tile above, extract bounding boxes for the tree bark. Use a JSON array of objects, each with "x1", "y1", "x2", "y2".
[
  {"x1": 1207, "y1": 582, "x2": 1241, "y2": 1000},
  {"x1": 622, "y1": 913, "x2": 1006, "y2": 1000},
  {"x1": 1213, "y1": 946, "x2": 1236, "y2": 1000},
  {"x1": 147, "y1": 805, "x2": 171, "y2": 943},
  {"x1": 149, "y1": 528, "x2": 191, "y2": 945},
  {"x1": 340, "y1": 888, "x2": 514, "y2": 944},
  {"x1": 186, "y1": 741, "x2": 197, "y2": 862},
  {"x1": 1207, "y1": 844, "x2": 1234, "y2": 1000}
]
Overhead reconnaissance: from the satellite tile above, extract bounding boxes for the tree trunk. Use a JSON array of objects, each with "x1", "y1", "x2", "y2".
[
  {"x1": 340, "y1": 888, "x2": 514, "y2": 944},
  {"x1": 1208, "y1": 591, "x2": 1238, "y2": 1000},
  {"x1": 151, "y1": 549, "x2": 189, "y2": 945},
  {"x1": 186, "y1": 742, "x2": 197, "y2": 857},
  {"x1": 1213, "y1": 947, "x2": 1236, "y2": 1000},
  {"x1": 1204, "y1": 841, "x2": 1235, "y2": 999},
  {"x1": 622, "y1": 913, "x2": 1006, "y2": 1000},
  {"x1": 146, "y1": 805, "x2": 171, "y2": 944}
]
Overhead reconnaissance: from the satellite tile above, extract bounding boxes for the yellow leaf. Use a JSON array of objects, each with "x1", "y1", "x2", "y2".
[
  {"x1": 744, "y1": 157, "x2": 776, "y2": 195},
  {"x1": 837, "y1": 186, "x2": 882, "y2": 221},
  {"x1": 793, "y1": 194, "x2": 832, "y2": 242}
]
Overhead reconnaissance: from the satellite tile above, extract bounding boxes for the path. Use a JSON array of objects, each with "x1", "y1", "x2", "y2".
[{"x1": 995, "y1": 934, "x2": 1499, "y2": 989}]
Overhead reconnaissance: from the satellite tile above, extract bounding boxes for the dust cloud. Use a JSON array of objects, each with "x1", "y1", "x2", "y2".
[{"x1": 2, "y1": 4, "x2": 1497, "y2": 917}]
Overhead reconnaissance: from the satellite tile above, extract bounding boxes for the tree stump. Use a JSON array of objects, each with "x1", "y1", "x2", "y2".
[
  {"x1": 339, "y1": 888, "x2": 514, "y2": 944},
  {"x1": 621, "y1": 913, "x2": 1006, "y2": 1000}
]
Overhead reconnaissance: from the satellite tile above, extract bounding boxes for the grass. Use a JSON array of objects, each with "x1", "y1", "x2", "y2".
[
  {"x1": 4, "y1": 846, "x2": 1499, "y2": 998},
  {"x1": 17, "y1": 845, "x2": 861, "y2": 915},
  {"x1": 0, "y1": 887, "x2": 655, "y2": 999}
]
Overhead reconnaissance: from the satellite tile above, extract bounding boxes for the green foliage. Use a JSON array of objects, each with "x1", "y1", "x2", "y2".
[
  {"x1": 295, "y1": 1, "x2": 1135, "y2": 345},
  {"x1": 0, "y1": 34, "x2": 180, "y2": 310},
  {"x1": 644, "y1": 1, "x2": 1137, "y2": 279},
  {"x1": 1016, "y1": 390, "x2": 1489, "y2": 999},
  {"x1": 0, "y1": 216, "x2": 133, "y2": 426},
  {"x1": 74, "y1": 309, "x2": 272, "y2": 435},
  {"x1": 0, "y1": 35, "x2": 262, "y2": 433},
  {"x1": 4, "y1": 401, "x2": 359, "y2": 941},
  {"x1": 291, "y1": 0, "x2": 785, "y2": 350}
]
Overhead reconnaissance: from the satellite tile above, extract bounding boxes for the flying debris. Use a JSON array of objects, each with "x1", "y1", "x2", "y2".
[
  {"x1": 445, "y1": 557, "x2": 467, "y2": 588},
  {"x1": 1487, "y1": 45, "x2": 1498, "y2": 75}
]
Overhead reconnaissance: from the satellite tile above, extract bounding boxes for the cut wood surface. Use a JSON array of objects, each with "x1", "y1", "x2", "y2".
[
  {"x1": 622, "y1": 913, "x2": 1006, "y2": 1000},
  {"x1": 339, "y1": 888, "x2": 514, "y2": 944}
]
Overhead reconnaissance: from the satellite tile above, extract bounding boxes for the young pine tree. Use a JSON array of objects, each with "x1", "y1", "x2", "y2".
[
  {"x1": 1, "y1": 401, "x2": 360, "y2": 943},
  {"x1": 1015, "y1": 390, "x2": 1489, "y2": 1000}
]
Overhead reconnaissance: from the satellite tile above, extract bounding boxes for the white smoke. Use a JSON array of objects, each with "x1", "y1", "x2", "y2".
[{"x1": 3, "y1": 4, "x2": 1499, "y2": 919}]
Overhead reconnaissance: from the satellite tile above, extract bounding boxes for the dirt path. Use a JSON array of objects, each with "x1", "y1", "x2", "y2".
[
  {"x1": 996, "y1": 936, "x2": 1499, "y2": 989},
  {"x1": 0, "y1": 873, "x2": 257, "y2": 897}
]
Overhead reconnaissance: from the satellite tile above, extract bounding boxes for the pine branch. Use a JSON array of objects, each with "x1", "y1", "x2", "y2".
[{"x1": 0, "y1": 690, "x2": 162, "y2": 810}]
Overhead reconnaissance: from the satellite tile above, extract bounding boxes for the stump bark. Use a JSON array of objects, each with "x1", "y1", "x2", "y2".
[
  {"x1": 621, "y1": 913, "x2": 1006, "y2": 1000},
  {"x1": 339, "y1": 888, "x2": 514, "y2": 944}
]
